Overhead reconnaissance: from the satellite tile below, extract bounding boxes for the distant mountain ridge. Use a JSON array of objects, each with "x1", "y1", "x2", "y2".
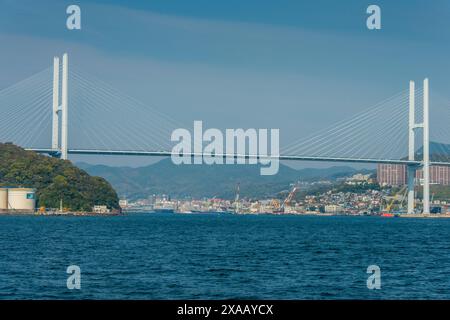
[
  {"x1": 77, "y1": 159, "x2": 374, "y2": 200},
  {"x1": 416, "y1": 141, "x2": 450, "y2": 160}
]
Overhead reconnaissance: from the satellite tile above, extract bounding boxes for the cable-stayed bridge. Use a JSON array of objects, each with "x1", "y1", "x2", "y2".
[{"x1": 2, "y1": 53, "x2": 450, "y2": 214}]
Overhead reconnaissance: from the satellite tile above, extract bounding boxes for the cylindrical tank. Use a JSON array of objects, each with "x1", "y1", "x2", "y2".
[
  {"x1": 7, "y1": 188, "x2": 36, "y2": 211},
  {"x1": 0, "y1": 188, "x2": 8, "y2": 210}
]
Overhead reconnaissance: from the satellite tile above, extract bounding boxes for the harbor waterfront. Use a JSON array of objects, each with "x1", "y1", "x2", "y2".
[{"x1": 1, "y1": 213, "x2": 450, "y2": 299}]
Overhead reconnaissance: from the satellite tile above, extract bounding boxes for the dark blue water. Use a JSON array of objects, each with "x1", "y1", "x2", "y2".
[{"x1": 1, "y1": 213, "x2": 450, "y2": 299}]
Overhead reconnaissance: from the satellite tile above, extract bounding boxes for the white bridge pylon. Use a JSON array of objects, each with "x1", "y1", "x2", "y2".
[
  {"x1": 407, "y1": 79, "x2": 430, "y2": 214},
  {"x1": 51, "y1": 53, "x2": 69, "y2": 160}
]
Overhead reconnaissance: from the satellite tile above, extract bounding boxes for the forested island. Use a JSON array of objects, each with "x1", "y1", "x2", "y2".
[{"x1": 0, "y1": 143, "x2": 119, "y2": 211}]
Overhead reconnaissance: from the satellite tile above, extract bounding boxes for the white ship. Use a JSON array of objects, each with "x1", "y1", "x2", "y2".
[{"x1": 153, "y1": 199, "x2": 175, "y2": 213}]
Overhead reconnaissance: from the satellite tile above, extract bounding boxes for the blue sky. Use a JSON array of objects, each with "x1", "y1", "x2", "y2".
[{"x1": 1, "y1": 0, "x2": 450, "y2": 167}]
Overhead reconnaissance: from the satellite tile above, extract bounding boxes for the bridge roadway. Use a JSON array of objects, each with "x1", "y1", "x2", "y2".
[{"x1": 25, "y1": 148, "x2": 450, "y2": 167}]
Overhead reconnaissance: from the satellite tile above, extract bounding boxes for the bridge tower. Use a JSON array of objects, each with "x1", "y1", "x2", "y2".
[
  {"x1": 51, "y1": 53, "x2": 69, "y2": 160},
  {"x1": 423, "y1": 78, "x2": 430, "y2": 214},
  {"x1": 61, "y1": 53, "x2": 69, "y2": 160},
  {"x1": 406, "y1": 78, "x2": 430, "y2": 214},
  {"x1": 51, "y1": 56, "x2": 60, "y2": 150},
  {"x1": 407, "y1": 81, "x2": 416, "y2": 214}
]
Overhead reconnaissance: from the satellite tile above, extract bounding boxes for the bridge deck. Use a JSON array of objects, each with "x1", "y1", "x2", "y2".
[{"x1": 24, "y1": 148, "x2": 449, "y2": 166}]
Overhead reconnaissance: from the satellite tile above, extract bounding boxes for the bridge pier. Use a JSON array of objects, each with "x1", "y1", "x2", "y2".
[{"x1": 407, "y1": 165, "x2": 416, "y2": 214}]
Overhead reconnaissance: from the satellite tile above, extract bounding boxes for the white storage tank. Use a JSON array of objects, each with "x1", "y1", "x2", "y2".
[
  {"x1": 0, "y1": 188, "x2": 8, "y2": 210},
  {"x1": 7, "y1": 188, "x2": 36, "y2": 211}
]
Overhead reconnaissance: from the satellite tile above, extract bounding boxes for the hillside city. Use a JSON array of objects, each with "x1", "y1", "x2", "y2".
[{"x1": 120, "y1": 164, "x2": 450, "y2": 215}]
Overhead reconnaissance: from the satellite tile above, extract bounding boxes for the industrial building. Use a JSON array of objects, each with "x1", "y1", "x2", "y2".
[
  {"x1": 93, "y1": 205, "x2": 111, "y2": 214},
  {"x1": 0, "y1": 187, "x2": 36, "y2": 213}
]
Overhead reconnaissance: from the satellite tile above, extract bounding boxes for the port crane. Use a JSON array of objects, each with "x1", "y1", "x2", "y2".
[
  {"x1": 283, "y1": 184, "x2": 299, "y2": 208},
  {"x1": 274, "y1": 182, "x2": 300, "y2": 214},
  {"x1": 383, "y1": 185, "x2": 408, "y2": 214},
  {"x1": 234, "y1": 183, "x2": 240, "y2": 214}
]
